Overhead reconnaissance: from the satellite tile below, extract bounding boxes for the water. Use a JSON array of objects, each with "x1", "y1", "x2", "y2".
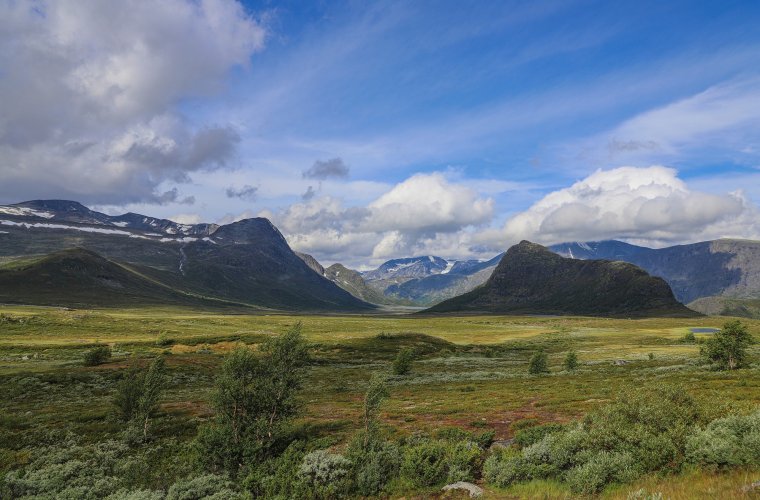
[{"x1": 690, "y1": 327, "x2": 720, "y2": 333}]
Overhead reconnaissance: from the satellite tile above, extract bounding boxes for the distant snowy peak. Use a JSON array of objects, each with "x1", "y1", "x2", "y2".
[
  {"x1": 363, "y1": 255, "x2": 449, "y2": 281},
  {"x1": 0, "y1": 200, "x2": 293, "y2": 247}
]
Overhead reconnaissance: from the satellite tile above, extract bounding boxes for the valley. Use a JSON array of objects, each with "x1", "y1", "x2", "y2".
[{"x1": 1, "y1": 305, "x2": 760, "y2": 498}]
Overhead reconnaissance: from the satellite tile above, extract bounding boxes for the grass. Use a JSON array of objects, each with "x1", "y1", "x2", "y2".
[{"x1": 1, "y1": 304, "x2": 760, "y2": 497}]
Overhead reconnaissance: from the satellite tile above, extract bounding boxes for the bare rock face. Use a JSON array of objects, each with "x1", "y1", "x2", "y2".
[{"x1": 427, "y1": 241, "x2": 698, "y2": 317}]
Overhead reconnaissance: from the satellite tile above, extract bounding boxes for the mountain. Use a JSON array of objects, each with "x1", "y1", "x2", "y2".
[
  {"x1": 427, "y1": 241, "x2": 697, "y2": 317},
  {"x1": 295, "y1": 251, "x2": 325, "y2": 276},
  {"x1": 383, "y1": 253, "x2": 503, "y2": 305},
  {"x1": 324, "y1": 264, "x2": 398, "y2": 305},
  {"x1": 687, "y1": 296, "x2": 760, "y2": 319},
  {"x1": 0, "y1": 248, "x2": 226, "y2": 308},
  {"x1": 361, "y1": 254, "x2": 502, "y2": 305},
  {"x1": 0, "y1": 200, "x2": 373, "y2": 311},
  {"x1": 550, "y1": 239, "x2": 760, "y2": 304},
  {"x1": 362, "y1": 255, "x2": 450, "y2": 281}
]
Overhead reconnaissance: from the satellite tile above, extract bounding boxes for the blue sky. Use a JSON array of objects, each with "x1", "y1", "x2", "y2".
[{"x1": 2, "y1": 0, "x2": 760, "y2": 266}]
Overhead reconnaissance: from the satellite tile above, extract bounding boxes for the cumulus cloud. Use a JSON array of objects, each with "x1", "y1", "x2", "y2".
[
  {"x1": 0, "y1": 0, "x2": 265, "y2": 204},
  {"x1": 302, "y1": 158, "x2": 350, "y2": 180},
  {"x1": 266, "y1": 172, "x2": 495, "y2": 265},
  {"x1": 225, "y1": 184, "x2": 259, "y2": 200},
  {"x1": 479, "y1": 166, "x2": 760, "y2": 249}
]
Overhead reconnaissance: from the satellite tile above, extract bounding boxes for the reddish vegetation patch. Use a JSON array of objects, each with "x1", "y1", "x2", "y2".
[{"x1": 161, "y1": 400, "x2": 213, "y2": 418}]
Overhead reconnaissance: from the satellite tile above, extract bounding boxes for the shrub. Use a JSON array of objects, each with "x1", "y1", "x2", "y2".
[
  {"x1": 686, "y1": 410, "x2": 760, "y2": 467},
  {"x1": 165, "y1": 474, "x2": 243, "y2": 500},
  {"x1": 564, "y1": 451, "x2": 640, "y2": 494},
  {"x1": 680, "y1": 331, "x2": 696, "y2": 344},
  {"x1": 155, "y1": 333, "x2": 174, "y2": 347},
  {"x1": 244, "y1": 442, "x2": 310, "y2": 499},
  {"x1": 298, "y1": 450, "x2": 351, "y2": 497},
  {"x1": 392, "y1": 348, "x2": 414, "y2": 375},
  {"x1": 701, "y1": 320, "x2": 754, "y2": 370},
  {"x1": 528, "y1": 351, "x2": 549, "y2": 374},
  {"x1": 3, "y1": 438, "x2": 130, "y2": 499},
  {"x1": 445, "y1": 440, "x2": 482, "y2": 482},
  {"x1": 484, "y1": 385, "x2": 707, "y2": 493},
  {"x1": 347, "y1": 437, "x2": 401, "y2": 496},
  {"x1": 400, "y1": 439, "x2": 448, "y2": 487},
  {"x1": 513, "y1": 422, "x2": 565, "y2": 448},
  {"x1": 83, "y1": 346, "x2": 111, "y2": 366},
  {"x1": 564, "y1": 351, "x2": 579, "y2": 370}
]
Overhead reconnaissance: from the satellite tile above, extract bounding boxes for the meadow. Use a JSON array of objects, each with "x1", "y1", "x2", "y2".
[{"x1": 1, "y1": 305, "x2": 760, "y2": 498}]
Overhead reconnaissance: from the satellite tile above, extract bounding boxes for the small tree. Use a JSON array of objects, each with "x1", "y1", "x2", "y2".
[
  {"x1": 701, "y1": 320, "x2": 754, "y2": 370},
  {"x1": 83, "y1": 345, "x2": 111, "y2": 366},
  {"x1": 362, "y1": 373, "x2": 389, "y2": 447},
  {"x1": 114, "y1": 356, "x2": 167, "y2": 440},
  {"x1": 564, "y1": 351, "x2": 578, "y2": 371},
  {"x1": 528, "y1": 351, "x2": 549, "y2": 374},
  {"x1": 198, "y1": 322, "x2": 309, "y2": 473},
  {"x1": 392, "y1": 348, "x2": 414, "y2": 375}
]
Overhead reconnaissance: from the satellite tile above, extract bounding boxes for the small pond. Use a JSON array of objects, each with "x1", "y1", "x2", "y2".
[{"x1": 690, "y1": 327, "x2": 720, "y2": 333}]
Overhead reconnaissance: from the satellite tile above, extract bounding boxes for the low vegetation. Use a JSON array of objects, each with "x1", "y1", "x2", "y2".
[{"x1": 1, "y1": 309, "x2": 759, "y2": 498}]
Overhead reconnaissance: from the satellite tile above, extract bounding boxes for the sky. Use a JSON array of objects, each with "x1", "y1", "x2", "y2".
[{"x1": 2, "y1": 0, "x2": 760, "y2": 268}]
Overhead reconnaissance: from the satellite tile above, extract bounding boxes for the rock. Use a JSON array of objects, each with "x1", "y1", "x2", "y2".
[
  {"x1": 442, "y1": 481, "x2": 483, "y2": 498},
  {"x1": 613, "y1": 359, "x2": 629, "y2": 366}
]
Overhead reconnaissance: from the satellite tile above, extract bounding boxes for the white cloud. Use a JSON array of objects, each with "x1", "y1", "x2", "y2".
[
  {"x1": 479, "y1": 165, "x2": 760, "y2": 249},
  {"x1": 264, "y1": 172, "x2": 495, "y2": 266},
  {"x1": 0, "y1": 0, "x2": 265, "y2": 204},
  {"x1": 611, "y1": 78, "x2": 760, "y2": 153}
]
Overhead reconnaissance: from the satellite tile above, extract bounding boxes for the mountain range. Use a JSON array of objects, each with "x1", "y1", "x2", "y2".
[
  {"x1": 0, "y1": 200, "x2": 373, "y2": 311},
  {"x1": 3, "y1": 199, "x2": 760, "y2": 318},
  {"x1": 427, "y1": 241, "x2": 697, "y2": 317},
  {"x1": 550, "y1": 239, "x2": 760, "y2": 316}
]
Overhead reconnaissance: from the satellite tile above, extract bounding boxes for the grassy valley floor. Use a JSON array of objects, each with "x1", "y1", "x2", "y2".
[{"x1": 1, "y1": 305, "x2": 760, "y2": 498}]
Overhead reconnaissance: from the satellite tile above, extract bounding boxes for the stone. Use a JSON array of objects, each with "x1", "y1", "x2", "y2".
[{"x1": 442, "y1": 481, "x2": 483, "y2": 498}]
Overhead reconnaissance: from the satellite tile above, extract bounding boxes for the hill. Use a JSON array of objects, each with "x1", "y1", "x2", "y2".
[
  {"x1": 0, "y1": 248, "x2": 231, "y2": 308},
  {"x1": 427, "y1": 241, "x2": 697, "y2": 317}
]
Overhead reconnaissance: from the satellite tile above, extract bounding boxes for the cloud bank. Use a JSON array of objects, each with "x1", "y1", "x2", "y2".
[
  {"x1": 262, "y1": 166, "x2": 760, "y2": 267},
  {"x1": 481, "y1": 165, "x2": 759, "y2": 249},
  {"x1": 264, "y1": 172, "x2": 494, "y2": 266},
  {"x1": 0, "y1": 0, "x2": 265, "y2": 204}
]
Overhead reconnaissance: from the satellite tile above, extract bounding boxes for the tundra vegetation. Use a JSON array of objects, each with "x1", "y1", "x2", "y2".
[{"x1": 1, "y1": 307, "x2": 759, "y2": 498}]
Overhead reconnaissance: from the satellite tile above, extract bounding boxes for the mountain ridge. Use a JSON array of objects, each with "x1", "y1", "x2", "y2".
[
  {"x1": 427, "y1": 241, "x2": 697, "y2": 317},
  {"x1": 0, "y1": 200, "x2": 373, "y2": 311}
]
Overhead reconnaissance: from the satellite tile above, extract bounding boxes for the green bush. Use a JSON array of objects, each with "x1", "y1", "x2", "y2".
[
  {"x1": 484, "y1": 386, "x2": 707, "y2": 493},
  {"x1": 400, "y1": 439, "x2": 447, "y2": 487},
  {"x1": 346, "y1": 437, "x2": 400, "y2": 497},
  {"x1": 528, "y1": 351, "x2": 549, "y2": 374},
  {"x1": 83, "y1": 346, "x2": 112, "y2": 366},
  {"x1": 686, "y1": 410, "x2": 760, "y2": 467},
  {"x1": 244, "y1": 442, "x2": 310, "y2": 499},
  {"x1": 680, "y1": 331, "x2": 696, "y2": 344},
  {"x1": 563, "y1": 351, "x2": 579, "y2": 370},
  {"x1": 445, "y1": 440, "x2": 482, "y2": 482},
  {"x1": 298, "y1": 450, "x2": 351, "y2": 493},
  {"x1": 165, "y1": 474, "x2": 243, "y2": 500},
  {"x1": 392, "y1": 348, "x2": 414, "y2": 375},
  {"x1": 513, "y1": 422, "x2": 565, "y2": 448},
  {"x1": 564, "y1": 451, "x2": 640, "y2": 494}
]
